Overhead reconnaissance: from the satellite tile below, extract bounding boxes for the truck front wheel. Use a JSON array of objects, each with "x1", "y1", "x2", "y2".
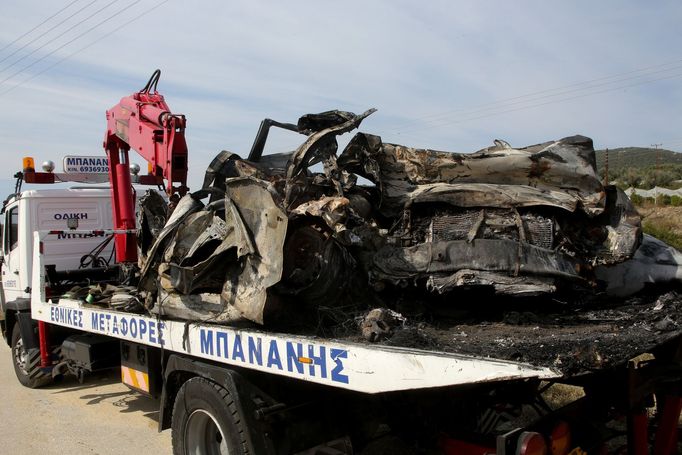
[
  {"x1": 10, "y1": 323, "x2": 51, "y2": 388},
  {"x1": 172, "y1": 377, "x2": 249, "y2": 455}
]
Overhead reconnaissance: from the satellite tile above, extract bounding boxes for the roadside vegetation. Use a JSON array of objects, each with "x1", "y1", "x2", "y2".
[
  {"x1": 635, "y1": 203, "x2": 682, "y2": 251},
  {"x1": 592, "y1": 147, "x2": 682, "y2": 250},
  {"x1": 596, "y1": 147, "x2": 682, "y2": 189},
  {"x1": 611, "y1": 164, "x2": 682, "y2": 190}
]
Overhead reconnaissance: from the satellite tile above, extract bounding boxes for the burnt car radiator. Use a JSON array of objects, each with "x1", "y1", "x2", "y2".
[{"x1": 407, "y1": 207, "x2": 555, "y2": 249}]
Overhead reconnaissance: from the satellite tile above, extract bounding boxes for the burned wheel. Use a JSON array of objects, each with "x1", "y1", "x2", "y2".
[
  {"x1": 172, "y1": 377, "x2": 249, "y2": 455},
  {"x1": 10, "y1": 323, "x2": 51, "y2": 388}
]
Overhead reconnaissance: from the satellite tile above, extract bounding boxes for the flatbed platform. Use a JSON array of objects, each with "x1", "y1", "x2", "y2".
[
  {"x1": 31, "y1": 231, "x2": 682, "y2": 395},
  {"x1": 370, "y1": 288, "x2": 682, "y2": 375}
]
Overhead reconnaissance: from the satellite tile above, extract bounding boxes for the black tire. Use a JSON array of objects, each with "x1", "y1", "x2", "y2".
[
  {"x1": 10, "y1": 323, "x2": 51, "y2": 388},
  {"x1": 171, "y1": 377, "x2": 249, "y2": 455}
]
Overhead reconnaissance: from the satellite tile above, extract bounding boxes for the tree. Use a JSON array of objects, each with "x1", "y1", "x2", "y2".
[{"x1": 621, "y1": 167, "x2": 642, "y2": 188}]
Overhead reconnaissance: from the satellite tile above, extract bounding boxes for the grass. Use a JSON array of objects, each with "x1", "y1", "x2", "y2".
[
  {"x1": 634, "y1": 203, "x2": 682, "y2": 251},
  {"x1": 642, "y1": 220, "x2": 682, "y2": 251}
]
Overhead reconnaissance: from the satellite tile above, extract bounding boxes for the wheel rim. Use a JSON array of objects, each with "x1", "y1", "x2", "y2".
[
  {"x1": 12, "y1": 337, "x2": 29, "y2": 375},
  {"x1": 184, "y1": 409, "x2": 229, "y2": 455}
]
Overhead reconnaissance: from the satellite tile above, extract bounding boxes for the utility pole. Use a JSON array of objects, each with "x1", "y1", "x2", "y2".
[
  {"x1": 652, "y1": 143, "x2": 663, "y2": 172},
  {"x1": 651, "y1": 143, "x2": 663, "y2": 204},
  {"x1": 604, "y1": 148, "x2": 609, "y2": 185}
]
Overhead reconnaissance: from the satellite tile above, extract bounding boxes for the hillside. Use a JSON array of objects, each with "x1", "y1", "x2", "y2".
[{"x1": 595, "y1": 147, "x2": 682, "y2": 174}]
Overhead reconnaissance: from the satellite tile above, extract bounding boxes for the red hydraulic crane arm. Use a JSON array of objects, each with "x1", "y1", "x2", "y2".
[{"x1": 103, "y1": 70, "x2": 188, "y2": 263}]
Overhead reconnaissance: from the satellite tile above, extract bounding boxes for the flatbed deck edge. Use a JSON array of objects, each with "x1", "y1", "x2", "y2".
[{"x1": 31, "y1": 231, "x2": 560, "y2": 394}]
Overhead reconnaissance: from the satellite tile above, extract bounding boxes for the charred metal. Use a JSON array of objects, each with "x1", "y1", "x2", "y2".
[{"x1": 135, "y1": 109, "x2": 650, "y2": 328}]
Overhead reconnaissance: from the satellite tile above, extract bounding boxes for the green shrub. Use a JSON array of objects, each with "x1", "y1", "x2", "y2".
[
  {"x1": 672, "y1": 195, "x2": 682, "y2": 206},
  {"x1": 643, "y1": 221, "x2": 682, "y2": 251},
  {"x1": 630, "y1": 193, "x2": 644, "y2": 205},
  {"x1": 656, "y1": 194, "x2": 672, "y2": 206}
]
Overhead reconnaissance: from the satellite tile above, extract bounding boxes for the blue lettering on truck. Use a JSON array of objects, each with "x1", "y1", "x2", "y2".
[
  {"x1": 89, "y1": 312, "x2": 166, "y2": 346},
  {"x1": 64, "y1": 157, "x2": 109, "y2": 173},
  {"x1": 48, "y1": 307, "x2": 165, "y2": 346},
  {"x1": 65, "y1": 157, "x2": 109, "y2": 167},
  {"x1": 45, "y1": 308, "x2": 349, "y2": 384},
  {"x1": 199, "y1": 328, "x2": 349, "y2": 384},
  {"x1": 53, "y1": 213, "x2": 88, "y2": 220},
  {"x1": 56, "y1": 232, "x2": 105, "y2": 240},
  {"x1": 50, "y1": 306, "x2": 83, "y2": 328}
]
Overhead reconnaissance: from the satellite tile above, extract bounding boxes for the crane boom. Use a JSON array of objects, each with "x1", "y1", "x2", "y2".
[{"x1": 103, "y1": 70, "x2": 188, "y2": 263}]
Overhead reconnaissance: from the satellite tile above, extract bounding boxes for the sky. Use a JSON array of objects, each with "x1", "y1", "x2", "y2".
[{"x1": 0, "y1": 1, "x2": 681, "y2": 197}]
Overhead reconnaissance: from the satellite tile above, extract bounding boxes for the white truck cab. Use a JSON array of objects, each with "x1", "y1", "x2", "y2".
[{"x1": 1, "y1": 188, "x2": 114, "y2": 307}]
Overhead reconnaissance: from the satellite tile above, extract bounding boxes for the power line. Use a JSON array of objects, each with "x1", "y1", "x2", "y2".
[
  {"x1": 0, "y1": 0, "x2": 115, "y2": 74},
  {"x1": 389, "y1": 59, "x2": 682, "y2": 131},
  {"x1": 0, "y1": 0, "x2": 170, "y2": 99},
  {"x1": 600, "y1": 143, "x2": 682, "y2": 151},
  {"x1": 388, "y1": 58, "x2": 682, "y2": 133},
  {"x1": 659, "y1": 137, "x2": 682, "y2": 145},
  {"x1": 0, "y1": 0, "x2": 140, "y2": 89},
  {"x1": 0, "y1": 0, "x2": 81, "y2": 54},
  {"x1": 392, "y1": 69, "x2": 682, "y2": 136},
  {"x1": 0, "y1": 0, "x2": 98, "y2": 68},
  {"x1": 391, "y1": 64, "x2": 682, "y2": 133}
]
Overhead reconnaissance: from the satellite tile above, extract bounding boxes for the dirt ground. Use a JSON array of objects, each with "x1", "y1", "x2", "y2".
[
  {"x1": 637, "y1": 204, "x2": 682, "y2": 238},
  {"x1": 0, "y1": 342, "x2": 171, "y2": 454}
]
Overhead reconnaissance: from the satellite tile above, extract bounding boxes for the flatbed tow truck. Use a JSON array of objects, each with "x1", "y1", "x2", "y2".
[{"x1": 3, "y1": 71, "x2": 682, "y2": 454}]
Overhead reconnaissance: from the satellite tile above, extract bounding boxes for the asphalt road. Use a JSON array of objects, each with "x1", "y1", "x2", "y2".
[{"x1": 0, "y1": 341, "x2": 172, "y2": 454}]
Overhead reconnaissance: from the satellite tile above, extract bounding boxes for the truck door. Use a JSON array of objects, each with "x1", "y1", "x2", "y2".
[{"x1": 2, "y1": 205, "x2": 23, "y2": 302}]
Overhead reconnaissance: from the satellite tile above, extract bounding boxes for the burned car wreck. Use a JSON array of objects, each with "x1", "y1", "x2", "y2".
[{"x1": 132, "y1": 109, "x2": 646, "y2": 329}]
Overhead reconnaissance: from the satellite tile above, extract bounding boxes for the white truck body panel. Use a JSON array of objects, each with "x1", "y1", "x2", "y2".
[
  {"x1": 31, "y1": 230, "x2": 560, "y2": 394},
  {"x1": 2, "y1": 189, "x2": 113, "y2": 303}
]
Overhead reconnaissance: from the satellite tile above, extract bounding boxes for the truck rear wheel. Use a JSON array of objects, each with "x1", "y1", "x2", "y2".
[
  {"x1": 171, "y1": 377, "x2": 249, "y2": 455},
  {"x1": 10, "y1": 323, "x2": 51, "y2": 388}
]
